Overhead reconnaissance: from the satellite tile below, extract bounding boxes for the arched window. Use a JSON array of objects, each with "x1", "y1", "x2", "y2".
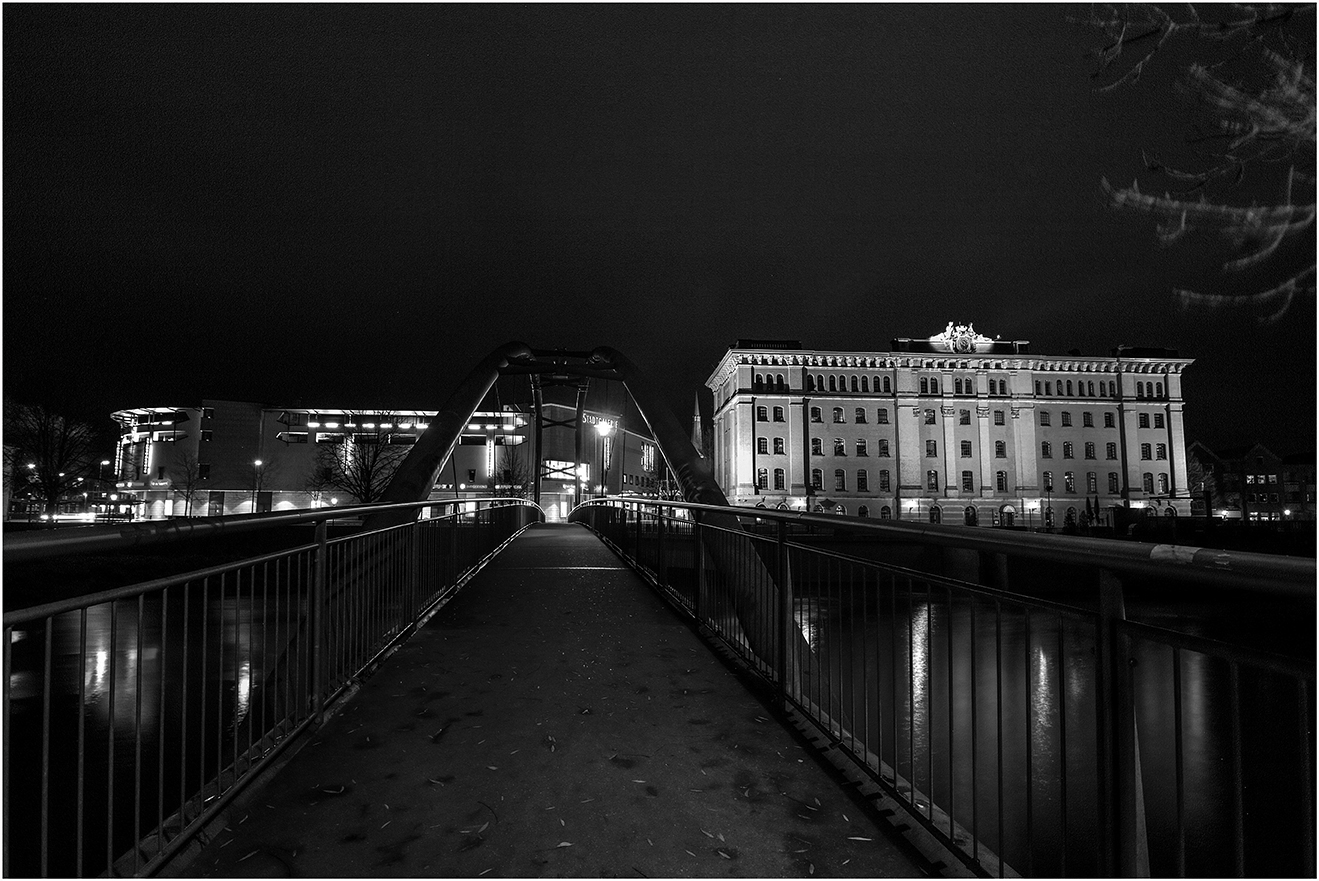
[
  {"x1": 816, "y1": 374, "x2": 825, "y2": 390},
  {"x1": 756, "y1": 468, "x2": 767, "y2": 489},
  {"x1": 882, "y1": 377, "x2": 891, "y2": 393},
  {"x1": 955, "y1": 378, "x2": 963, "y2": 394},
  {"x1": 855, "y1": 407, "x2": 867, "y2": 423},
  {"x1": 774, "y1": 468, "x2": 785, "y2": 490},
  {"x1": 1078, "y1": 381, "x2": 1086, "y2": 397},
  {"x1": 1136, "y1": 382, "x2": 1145, "y2": 398},
  {"x1": 1142, "y1": 472, "x2": 1154, "y2": 493},
  {"x1": 829, "y1": 375, "x2": 837, "y2": 392},
  {"x1": 810, "y1": 406, "x2": 822, "y2": 423},
  {"x1": 757, "y1": 437, "x2": 768, "y2": 454},
  {"x1": 806, "y1": 375, "x2": 815, "y2": 392},
  {"x1": 930, "y1": 506, "x2": 943, "y2": 524},
  {"x1": 1035, "y1": 380, "x2": 1042, "y2": 395},
  {"x1": 964, "y1": 506, "x2": 978, "y2": 526},
  {"x1": 1157, "y1": 473, "x2": 1169, "y2": 494},
  {"x1": 773, "y1": 406, "x2": 785, "y2": 422},
  {"x1": 776, "y1": 374, "x2": 786, "y2": 391},
  {"x1": 1156, "y1": 381, "x2": 1164, "y2": 397},
  {"x1": 927, "y1": 469, "x2": 939, "y2": 490},
  {"x1": 834, "y1": 469, "x2": 847, "y2": 491},
  {"x1": 773, "y1": 437, "x2": 785, "y2": 454},
  {"x1": 995, "y1": 440, "x2": 1007, "y2": 458},
  {"x1": 931, "y1": 378, "x2": 940, "y2": 394},
  {"x1": 877, "y1": 439, "x2": 890, "y2": 457},
  {"x1": 1066, "y1": 380, "x2": 1073, "y2": 396},
  {"x1": 835, "y1": 505, "x2": 847, "y2": 515},
  {"x1": 856, "y1": 469, "x2": 868, "y2": 491},
  {"x1": 858, "y1": 505, "x2": 869, "y2": 518},
  {"x1": 833, "y1": 407, "x2": 845, "y2": 423},
  {"x1": 850, "y1": 376, "x2": 859, "y2": 392},
  {"x1": 754, "y1": 374, "x2": 763, "y2": 391},
  {"x1": 861, "y1": 376, "x2": 869, "y2": 392},
  {"x1": 920, "y1": 377, "x2": 929, "y2": 394},
  {"x1": 811, "y1": 468, "x2": 823, "y2": 490},
  {"x1": 996, "y1": 470, "x2": 1008, "y2": 491},
  {"x1": 879, "y1": 505, "x2": 892, "y2": 520},
  {"x1": 756, "y1": 406, "x2": 768, "y2": 421},
  {"x1": 811, "y1": 438, "x2": 823, "y2": 455},
  {"x1": 834, "y1": 438, "x2": 846, "y2": 456}
]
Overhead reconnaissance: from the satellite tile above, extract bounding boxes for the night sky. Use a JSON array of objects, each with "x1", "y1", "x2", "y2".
[{"x1": 4, "y1": 4, "x2": 1315, "y2": 453}]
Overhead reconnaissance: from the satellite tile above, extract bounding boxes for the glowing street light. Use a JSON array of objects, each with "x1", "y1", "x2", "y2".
[
  {"x1": 595, "y1": 421, "x2": 614, "y2": 497},
  {"x1": 251, "y1": 459, "x2": 264, "y2": 514}
]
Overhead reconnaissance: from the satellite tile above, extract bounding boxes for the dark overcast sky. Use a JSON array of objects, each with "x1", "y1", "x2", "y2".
[{"x1": 4, "y1": 4, "x2": 1315, "y2": 453}]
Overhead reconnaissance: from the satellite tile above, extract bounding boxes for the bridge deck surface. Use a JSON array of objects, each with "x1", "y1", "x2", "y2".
[{"x1": 177, "y1": 523, "x2": 927, "y2": 878}]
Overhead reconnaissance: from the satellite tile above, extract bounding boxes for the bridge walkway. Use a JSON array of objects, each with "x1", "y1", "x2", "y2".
[{"x1": 175, "y1": 523, "x2": 929, "y2": 878}]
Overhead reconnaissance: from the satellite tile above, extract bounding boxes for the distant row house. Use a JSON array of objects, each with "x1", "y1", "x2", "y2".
[{"x1": 1186, "y1": 441, "x2": 1316, "y2": 522}]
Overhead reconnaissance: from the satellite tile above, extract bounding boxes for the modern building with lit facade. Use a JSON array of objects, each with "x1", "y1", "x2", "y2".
[
  {"x1": 110, "y1": 399, "x2": 659, "y2": 521},
  {"x1": 705, "y1": 325, "x2": 1194, "y2": 528}
]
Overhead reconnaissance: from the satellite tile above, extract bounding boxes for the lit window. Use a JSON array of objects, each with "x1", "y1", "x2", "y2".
[
  {"x1": 1156, "y1": 443, "x2": 1167, "y2": 460},
  {"x1": 996, "y1": 470, "x2": 1008, "y2": 491},
  {"x1": 834, "y1": 438, "x2": 846, "y2": 456},
  {"x1": 995, "y1": 440, "x2": 1006, "y2": 458},
  {"x1": 925, "y1": 409, "x2": 936, "y2": 425},
  {"x1": 834, "y1": 469, "x2": 847, "y2": 491},
  {"x1": 773, "y1": 437, "x2": 785, "y2": 455},
  {"x1": 1041, "y1": 441, "x2": 1052, "y2": 458},
  {"x1": 757, "y1": 438, "x2": 768, "y2": 454},
  {"x1": 1039, "y1": 411, "x2": 1051, "y2": 426},
  {"x1": 855, "y1": 407, "x2": 867, "y2": 423},
  {"x1": 1108, "y1": 472, "x2": 1119, "y2": 493},
  {"x1": 879, "y1": 469, "x2": 891, "y2": 491},
  {"x1": 959, "y1": 409, "x2": 971, "y2": 425},
  {"x1": 994, "y1": 410, "x2": 1005, "y2": 426},
  {"x1": 1085, "y1": 442, "x2": 1096, "y2": 459},
  {"x1": 927, "y1": 470, "x2": 939, "y2": 490},
  {"x1": 1154, "y1": 413, "x2": 1165, "y2": 428},
  {"x1": 833, "y1": 407, "x2": 845, "y2": 423},
  {"x1": 757, "y1": 468, "x2": 768, "y2": 490},
  {"x1": 878, "y1": 439, "x2": 890, "y2": 457},
  {"x1": 811, "y1": 468, "x2": 823, "y2": 490},
  {"x1": 1061, "y1": 411, "x2": 1072, "y2": 426},
  {"x1": 1087, "y1": 472, "x2": 1098, "y2": 493},
  {"x1": 961, "y1": 470, "x2": 974, "y2": 491},
  {"x1": 1064, "y1": 472, "x2": 1076, "y2": 493},
  {"x1": 773, "y1": 406, "x2": 785, "y2": 422},
  {"x1": 1107, "y1": 442, "x2": 1118, "y2": 460},
  {"x1": 1158, "y1": 473, "x2": 1169, "y2": 494},
  {"x1": 926, "y1": 440, "x2": 938, "y2": 457},
  {"x1": 811, "y1": 438, "x2": 823, "y2": 456},
  {"x1": 1063, "y1": 442, "x2": 1074, "y2": 459},
  {"x1": 856, "y1": 439, "x2": 868, "y2": 457},
  {"x1": 1044, "y1": 471, "x2": 1054, "y2": 491}
]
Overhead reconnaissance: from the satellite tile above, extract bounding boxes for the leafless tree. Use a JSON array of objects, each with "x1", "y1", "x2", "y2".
[
  {"x1": 496, "y1": 442, "x2": 533, "y2": 498},
  {"x1": 4, "y1": 400, "x2": 101, "y2": 514},
  {"x1": 311, "y1": 414, "x2": 410, "y2": 504},
  {"x1": 171, "y1": 448, "x2": 205, "y2": 517},
  {"x1": 1083, "y1": 4, "x2": 1315, "y2": 321}
]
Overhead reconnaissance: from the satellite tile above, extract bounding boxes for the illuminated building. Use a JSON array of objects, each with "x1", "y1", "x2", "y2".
[
  {"x1": 704, "y1": 326, "x2": 1195, "y2": 527},
  {"x1": 1187, "y1": 441, "x2": 1316, "y2": 522},
  {"x1": 110, "y1": 400, "x2": 658, "y2": 521}
]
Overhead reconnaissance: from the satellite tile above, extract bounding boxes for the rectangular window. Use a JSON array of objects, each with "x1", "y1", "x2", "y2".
[
  {"x1": 995, "y1": 440, "x2": 1006, "y2": 458},
  {"x1": 1107, "y1": 442, "x2": 1118, "y2": 460},
  {"x1": 1043, "y1": 471, "x2": 1053, "y2": 491},
  {"x1": 202, "y1": 430, "x2": 213, "y2": 442},
  {"x1": 1142, "y1": 473, "x2": 1154, "y2": 493},
  {"x1": 855, "y1": 407, "x2": 867, "y2": 423},
  {"x1": 774, "y1": 468, "x2": 785, "y2": 490},
  {"x1": 811, "y1": 469, "x2": 823, "y2": 490},
  {"x1": 877, "y1": 408, "x2": 889, "y2": 424},
  {"x1": 1138, "y1": 413, "x2": 1150, "y2": 429},
  {"x1": 757, "y1": 437, "x2": 768, "y2": 454},
  {"x1": 199, "y1": 463, "x2": 211, "y2": 480},
  {"x1": 757, "y1": 406, "x2": 768, "y2": 422},
  {"x1": 879, "y1": 469, "x2": 891, "y2": 491},
  {"x1": 757, "y1": 468, "x2": 768, "y2": 490},
  {"x1": 857, "y1": 470, "x2": 869, "y2": 492},
  {"x1": 773, "y1": 406, "x2": 785, "y2": 422},
  {"x1": 834, "y1": 438, "x2": 847, "y2": 456},
  {"x1": 773, "y1": 437, "x2": 785, "y2": 455},
  {"x1": 1156, "y1": 443, "x2": 1167, "y2": 460},
  {"x1": 961, "y1": 470, "x2": 974, "y2": 491},
  {"x1": 1061, "y1": 411, "x2": 1072, "y2": 426},
  {"x1": 878, "y1": 439, "x2": 890, "y2": 457},
  {"x1": 811, "y1": 407, "x2": 822, "y2": 423},
  {"x1": 996, "y1": 470, "x2": 1007, "y2": 491},
  {"x1": 1140, "y1": 443, "x2": 1152, "y2": 460},
  {"x1": 1083, "y1": 412, "x2": 1094, "y2": 427},
  {"x1": 1065, "y1": 471, "x2": 1076, "y2": 493},
  {"x1": 1087, "y1": 472, "x2": 1098, "y2": 493},
  {"x1": 1063, "y1": 442, "x2": 1074, "y2": 459},
  {"x1": 811, "y1": 438, "x2": 823, "y2": 455},
  {"x1": 960, "y1": 440, "x2": 973, "y2": 458},
  {"x1": 202, "y1": 408, "x2": 215, "y2": 419},
  {"x1": 994, "y1": 410, "x2": 1005, "y2": 425},
  {"x1": 1039, "y1": 410, "x2": 1051, "y2": 426},
  {"x1": 1108, "y1": 472, "x2": 1119, "y2": 493},
  {"x1": 927, "y1": 470, "x2": 939, "y2": 490},
  {"x1": 1085, "y1": 442, "x2": 1096, "y2": 459},
  {"x1": 1104, "y1": 412, "x2": 1115, "y2": 428},
  {"x1": 834, "y1": 470, "x2": 847, "y2": 491},
  {"x1": 959, "y1": 409, "x2": 971, "y2": 425},
  {"x1": 1154, "y1": 413, "x2": 1165, "y2": 428},
  {"x1": 833, "y1": 407, "x2": 845, "y2": 423},
  {"x1": 1041, "y1": 441, "x2": 1052, "y2": 458},
  {"x1": 925, "y1": 409, "x2": 936, "y2": 425},
  {"x1": 856, "y1": 439, "x2": 868, "y2": 457},
  {"x1": 926, "y1": 440, "x2": 937, "y2": 457}
]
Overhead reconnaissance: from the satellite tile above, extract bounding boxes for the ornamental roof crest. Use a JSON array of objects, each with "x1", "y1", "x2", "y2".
[{"x1": 930, "y1": 322, "x2": 995, "y2": 354}]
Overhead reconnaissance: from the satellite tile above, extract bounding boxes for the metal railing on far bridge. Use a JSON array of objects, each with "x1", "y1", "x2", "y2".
[
  {"x1": 571, "y1": 498, "x2": 1315, "y2": 879},
  {"x1": 3, "y1": 497, "x2": 542, "y2": 878}
]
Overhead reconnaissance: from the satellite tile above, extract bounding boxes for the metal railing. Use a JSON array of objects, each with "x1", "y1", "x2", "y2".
[
  {"x1": 571, "y1": 499, "x2": 1315, "y2": 878},
  {"x1": 3, "y1": 497, "x2": 542, "y2": 877}
]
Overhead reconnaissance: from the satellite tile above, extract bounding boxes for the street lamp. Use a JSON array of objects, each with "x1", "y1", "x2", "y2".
[
  {"x1": 252, "y1": 459, "x2": 263, "y2": 514},
  {"x1": 595, "y1": 422, "x2": 613, "y2": 498}
]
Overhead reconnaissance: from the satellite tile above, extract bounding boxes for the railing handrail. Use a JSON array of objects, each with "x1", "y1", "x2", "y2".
[
  {"x1": 3, "y1": 497, "x2": 542, "y2": 565},
  {"x1": 573, "y1": 497, "x2": 1316, "y2": 594}
]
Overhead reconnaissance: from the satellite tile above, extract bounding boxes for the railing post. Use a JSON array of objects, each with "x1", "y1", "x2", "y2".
[
  {"x1": 776, "y1": 519, "x2": 793, "y2": 709},
  {"x1": 311, "y1": 518, "x2": 328, "y2": 722},
  {"x1": 1099, "y1": 568, "x2": 1149, "y2": 877},
  {"x1": 693, "y1": 510, "x2": 705, "y2": 627},
  {"x1": 656, "y1": 505, "x2": 668, "y2": 589}
]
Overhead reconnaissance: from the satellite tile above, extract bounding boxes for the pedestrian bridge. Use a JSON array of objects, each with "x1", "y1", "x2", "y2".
[{"x1": 4, "y1": 343, "x2": 1314, "y2": 878}]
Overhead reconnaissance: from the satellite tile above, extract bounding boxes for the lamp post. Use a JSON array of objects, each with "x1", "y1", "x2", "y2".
[
  {"x1": 595, "y1": 421, "x2": 613, "y2": 498},
  {"x1": 1044, "y1": 484, "x2": 1053, "y2": 533},
  {"x1": 252, "y1": 459, "x2": 263, "y2": 514}
]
